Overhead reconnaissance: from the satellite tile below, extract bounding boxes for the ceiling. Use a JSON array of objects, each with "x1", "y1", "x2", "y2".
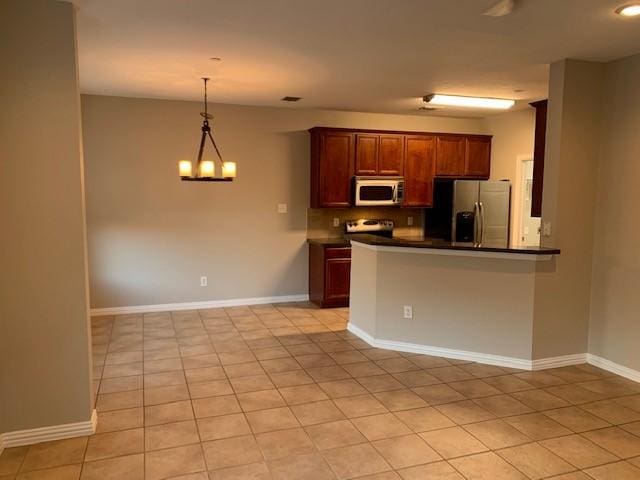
[{"x1": 74, "y1": 0, "x2": 640, "y2": 117}]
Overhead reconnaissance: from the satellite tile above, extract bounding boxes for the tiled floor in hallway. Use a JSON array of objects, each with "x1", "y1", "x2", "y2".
[{"x1": 2, "y1": 302, "x2": 640, "y2": 479}]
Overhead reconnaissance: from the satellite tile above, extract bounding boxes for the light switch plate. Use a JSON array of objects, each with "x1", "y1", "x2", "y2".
[
  {"x1": 542, "y1": 222, "x2": 552, "y2": 237},
  {"x1": 407, "y1": 216, "x2": 414, "y2": 226},
  {"x1": 333, "y1": 217, "x2": 340, "y2": 227},
  {"x1": 403, "y1": 305, "x2": 413, "y2": 319},
  {"x1": 277, "y1": 203, "x2": 288, "y2": 214}
]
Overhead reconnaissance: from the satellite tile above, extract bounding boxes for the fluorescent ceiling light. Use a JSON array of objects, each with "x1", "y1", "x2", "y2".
[
  {"x1": 616, "y1": 4, "x2": 640, "y2": 16},
  {"x1": 424, "y1": 94, "x2": 515, "y2": 110}
]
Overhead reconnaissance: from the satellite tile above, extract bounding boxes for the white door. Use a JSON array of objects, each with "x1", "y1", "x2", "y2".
[{"x1": 520, "y1": 160, "x2": 541, "y2": 246}]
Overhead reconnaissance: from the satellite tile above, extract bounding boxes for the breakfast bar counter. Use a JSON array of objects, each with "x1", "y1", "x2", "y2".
[{"x1": 347, "y1": 238, "x2": 561, "y2": 370}]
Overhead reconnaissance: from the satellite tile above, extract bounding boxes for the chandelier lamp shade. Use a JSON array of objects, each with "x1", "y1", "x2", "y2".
[{"x1": 179, "y1": 77, "x2": 236, "y2": 182}]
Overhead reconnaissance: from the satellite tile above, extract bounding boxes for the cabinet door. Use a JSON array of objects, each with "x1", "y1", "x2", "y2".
[
  {"x1": 325, "y1": 258, "x2": 351, "y2": 305},
  {"x1": 403, "y1": 136, "x2": 436, "y2": 207},
  {"x1": 378, "y1": 135, "x2": 404, "y2": 176},
  {"x1": 355, "y1": 134, "x2": 378, "y2": 175},
  {"x1": 436, "y1": 136, "x2": 466, "y2": 176},
  {"x1": 318, "y1": 132, "x2": 354, "y2": 207},
  {"x1": 465, "y1": 136, "x2": 491, "y2": 178}
]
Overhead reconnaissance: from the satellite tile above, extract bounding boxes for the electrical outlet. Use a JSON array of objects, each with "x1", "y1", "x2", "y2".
[
  {"x1": 333, "y1": 217, "x2": 340, "y2": 228},
  {"x1": 542, "y1": 222, "x2": 552, "y2": 237},
  {"x1": 403, "y1": 305, "x2": 413, "y2": 319},
  {"x1": 200, "y1": 276, "x2": 208, "y2": 287},
  {"x1": 277, "y1": 203, "x2": 288, "y2": 214},
  {"x1": 407, "y1": 216, "x2": 414, "y2": 226}
]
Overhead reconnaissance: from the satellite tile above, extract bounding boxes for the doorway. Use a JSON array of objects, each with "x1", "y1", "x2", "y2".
[{"x1": 518, "y1": 158, "x2": 541, "y2": 246}]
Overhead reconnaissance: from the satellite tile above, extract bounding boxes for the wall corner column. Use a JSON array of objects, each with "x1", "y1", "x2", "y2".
[{"x1": 0, "y1": 0, "x2": 94, "y2": 440}]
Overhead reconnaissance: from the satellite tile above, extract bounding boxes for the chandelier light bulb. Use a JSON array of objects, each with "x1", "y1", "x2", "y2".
[
  {"x1": 199, "y1": 160, "x2": 215, "y2": 178},
  {"x1": 222, "y1": 162, "x2": 237, "y2": 178},
  {"x1": 178, "y1": 160, "x2": 193, "y2": 178}
]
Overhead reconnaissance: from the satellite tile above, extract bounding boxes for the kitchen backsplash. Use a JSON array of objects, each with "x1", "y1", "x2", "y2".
[{"x1": 307, "y1": 208, "x2": 425, "y2": 238}]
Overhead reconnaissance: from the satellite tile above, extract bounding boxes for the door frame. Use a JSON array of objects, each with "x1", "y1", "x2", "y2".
[{"x1": 513, "y1": 155, "x2": 537, "y2": 247}]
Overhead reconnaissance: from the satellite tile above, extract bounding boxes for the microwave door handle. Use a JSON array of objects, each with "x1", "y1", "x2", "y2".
[{"x1": 392, "y1": 184, "x2": 397, "y2": 203}]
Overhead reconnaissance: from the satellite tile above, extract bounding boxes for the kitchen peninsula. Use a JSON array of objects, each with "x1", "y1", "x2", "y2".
[{"x1": 347, "y1": 235, "x2": 561, "y2": 370}]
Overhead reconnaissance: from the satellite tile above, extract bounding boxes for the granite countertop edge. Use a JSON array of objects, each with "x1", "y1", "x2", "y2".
[
  {"x1": 307, "y1": 237, "x2": 351, "y2": 247},
  {"x1": 307, "y1": 235, "x2": 561, "y2": 255}
]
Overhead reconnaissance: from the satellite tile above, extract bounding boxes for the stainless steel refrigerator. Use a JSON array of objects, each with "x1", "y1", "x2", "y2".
[{"x1": 452, "y1": 180, "x2": 511, "y2": 244}]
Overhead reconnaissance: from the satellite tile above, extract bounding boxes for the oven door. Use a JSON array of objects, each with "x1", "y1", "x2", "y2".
[{"x1": 355, "y1": 181, "x2": 398, "y2": 206}]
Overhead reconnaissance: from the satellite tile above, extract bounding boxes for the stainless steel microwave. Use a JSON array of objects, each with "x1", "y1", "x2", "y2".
[{"x1": 354, "y1": 176, "x2": 405, "y2": 206}]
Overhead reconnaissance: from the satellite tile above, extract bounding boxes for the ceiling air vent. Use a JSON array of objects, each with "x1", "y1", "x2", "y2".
[{"x1": 281, "y1": 96, "x2": 302, "y2": 102}]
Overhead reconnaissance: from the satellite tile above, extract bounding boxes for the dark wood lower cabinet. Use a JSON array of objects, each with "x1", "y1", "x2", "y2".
[{"x1": 309, "y1": 244, "x2": 351, "y2": 308}]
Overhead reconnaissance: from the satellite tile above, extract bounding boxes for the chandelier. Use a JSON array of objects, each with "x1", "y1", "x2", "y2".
[{"x1": 179, "y1": 77, "x2": 236, "y2": 181}]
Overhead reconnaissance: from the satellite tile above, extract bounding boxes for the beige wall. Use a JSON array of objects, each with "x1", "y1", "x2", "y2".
[
  {"x1": 589, "y1": 53, "x2": 640, "y2": 371},
  {"x1": 349, "y1": 246, "x2": 379, "y2": 336},
  {"x1": 0, "y1": 0, "x2": 93, "y2": 432},
  {"x1": 532, "y1": 60, "x2": 604, "y2": 360},
  {"x1": 82, "y1": 95, "x2": 486, "y2": 309},
  {"x1": 483, "y1": 109, "x2": 536, "y2": 246}
]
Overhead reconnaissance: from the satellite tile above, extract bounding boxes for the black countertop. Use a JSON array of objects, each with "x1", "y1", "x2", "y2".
[
  {"x1": 307, "y1": 237, "x2": 351, "y2": 247},
  {"x1": 308, "y1": 234, "x2": 560, "y2": 255}
]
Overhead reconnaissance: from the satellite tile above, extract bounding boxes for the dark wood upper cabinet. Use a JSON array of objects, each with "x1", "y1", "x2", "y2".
[
  {"x1": 378, "y1": 135, "x2": 404, "y2": 176},
  {"x1": 465, "y1": 136, "x2": 491, "y2": 178},
  {"x1": 404, "y1": 136, "x2": 436, "y2": 207},
  {"x1": 435, "y1": 136, "x2": 466, "y2": 176},
  {"x1": 310, "y1": 130, "x2": 354, "y2": 208},
  {"x1": 310, "y1": 127, "x2": 492, "y2": 209},
  {"x1": 355, "y1": 134, "x2": 379, "y2": 175},
  {"x1": 355, "y1": 134, "x2": 404, "y2": 176},
  {"x1": 530, "y1": 100, "x2": 547, "y2": 218}
]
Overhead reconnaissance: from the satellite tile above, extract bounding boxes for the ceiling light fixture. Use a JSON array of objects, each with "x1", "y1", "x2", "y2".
[
  {"x1": 615, "y1": 4, "x2": 640, "y2": 16},
  {"x1": 423, "y1": 94, "x2": 515, "y2": 110},
  {"x1": 179, "y1": 78, "x2": 236, "y2": 182},
  {"x1": 482, "y1": 0, "x2": 515, "y2": 17}
]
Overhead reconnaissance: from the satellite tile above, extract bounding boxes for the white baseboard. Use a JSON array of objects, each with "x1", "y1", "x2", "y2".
[
  {"x1": 347, "y1": 323, "x2": 587, "y2": 371},
  {"x1": 531, "y1": 353, "x2": 588, "y2": 370},
  {"x1": 587, "y1": 354, "x2": 640, "y2": 383},
  {"x1": 0, "y1": 410, "x2": 97, "y2": 448},
  {"x1": 90, "y1": 294, "x2": 310, "y2": 316}
]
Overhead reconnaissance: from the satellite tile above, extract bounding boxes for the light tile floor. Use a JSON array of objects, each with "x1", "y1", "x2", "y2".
[{"x1": 2, "y1": 302, "x2": 640, "y2": 479}]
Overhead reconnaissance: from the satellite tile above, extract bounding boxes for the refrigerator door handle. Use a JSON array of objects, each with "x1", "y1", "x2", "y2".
[
  {"x1": 473, "y1": 202, "x2": 479, "y2": 243},
  {"x1": 479, "y1": 201, "x2": 485, "y2": 244}
]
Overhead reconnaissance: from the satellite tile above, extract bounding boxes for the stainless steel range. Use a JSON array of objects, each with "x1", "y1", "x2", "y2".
[{"x1": 345, "y1": 219, "x2": 394, "y2": 238}]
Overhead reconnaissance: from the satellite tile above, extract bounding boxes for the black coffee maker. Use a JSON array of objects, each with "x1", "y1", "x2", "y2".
[{"x1": 455, "y1": 211, "x2": 475, "y2": 242}]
